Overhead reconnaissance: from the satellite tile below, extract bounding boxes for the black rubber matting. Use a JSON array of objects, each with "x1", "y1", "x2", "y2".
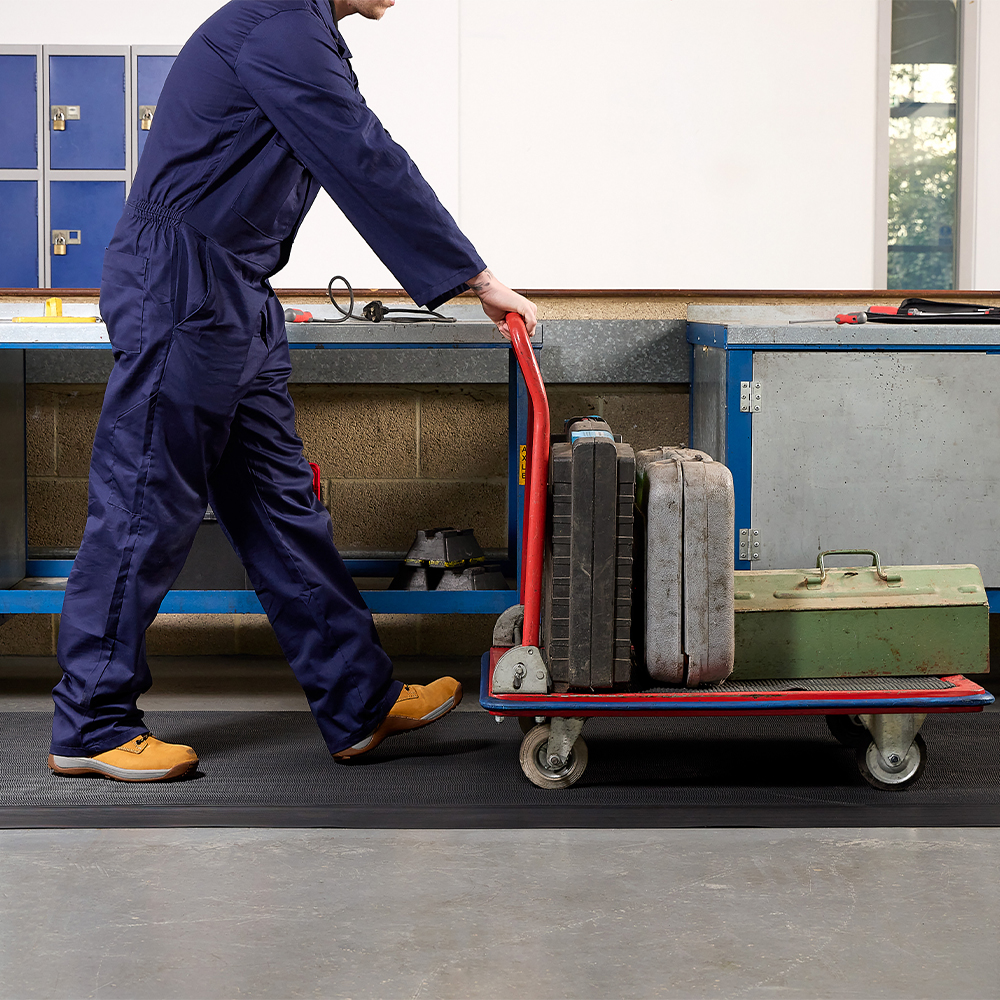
[{"x1": 3, "y1": 710, "x2": 1000, "y2": 829}]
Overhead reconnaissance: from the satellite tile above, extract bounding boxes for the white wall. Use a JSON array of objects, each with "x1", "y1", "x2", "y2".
[
  {"x1": 6, "y1": 0, "x2": 890, "y2": 290},
  {"x1": 459, "y1": 0, "x2": 881, "y2": 290},
  {"x1": 3, "y1": 1, "x2": 228, "y2": 46},
  {"x1": 288, "y1": 2, "x2": 461, "y2": 290}
]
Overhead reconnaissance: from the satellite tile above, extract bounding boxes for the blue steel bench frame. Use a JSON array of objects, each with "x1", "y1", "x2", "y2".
[{"x1": 0, "y1": 317, "x2": 539, "y2": 616}]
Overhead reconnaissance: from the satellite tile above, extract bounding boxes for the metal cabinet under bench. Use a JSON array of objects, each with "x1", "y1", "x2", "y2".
[{"x1": 688, "y1": 305, "x2": 1000, "y2": 609}]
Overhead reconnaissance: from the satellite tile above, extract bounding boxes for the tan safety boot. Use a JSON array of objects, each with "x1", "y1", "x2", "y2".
[
  {"x1": 334, "y1": 677, "x2": 463, "y2": 759},
  {"x1": 48, "y1": 733, "x2": 199, "y2": 782}
]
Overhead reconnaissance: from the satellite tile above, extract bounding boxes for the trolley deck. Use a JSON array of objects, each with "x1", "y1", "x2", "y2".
[{"x1": 482, "y1": 657, "x2": 991, "y2": 717}]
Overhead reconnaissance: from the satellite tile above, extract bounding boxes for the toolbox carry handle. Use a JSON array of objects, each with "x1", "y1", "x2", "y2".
[
  {"x1": 808, "y1": 549, "x2": 901, "y2": 585},
  {"x1": 507, "y1": 312, "x2": 549, "y2": 648}
]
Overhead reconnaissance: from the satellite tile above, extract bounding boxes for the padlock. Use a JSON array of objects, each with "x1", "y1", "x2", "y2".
[
  {"x1": 51, "y1": 230, "x2": 80, "y2": 257},
  {"x1": 139, "y1": 105, "x2": 156, "y2": 131},
  {"x1": 51, "y1": 106, "x2": 80, "y2": 132}
]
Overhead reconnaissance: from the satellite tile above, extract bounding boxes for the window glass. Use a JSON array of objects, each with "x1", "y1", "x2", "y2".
[{"x1": 888, "y1": 0, "x2": 958, "y2": 289}]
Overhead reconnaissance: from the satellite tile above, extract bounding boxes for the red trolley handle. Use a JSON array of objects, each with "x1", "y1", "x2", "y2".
[{"x1": 506, "y1": 311, "x2": 549, "y2": 648}]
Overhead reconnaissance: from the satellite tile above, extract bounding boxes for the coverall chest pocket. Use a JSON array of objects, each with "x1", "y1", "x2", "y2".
[
  {"x1": 99, "y1": 250, "x2": 149, "y2": 356},
  {"x1": 233, "y1": 135, "x2": 311, "y2": 242}
]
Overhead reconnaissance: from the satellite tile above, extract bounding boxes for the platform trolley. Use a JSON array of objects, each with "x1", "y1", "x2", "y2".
[{"x1": 480, "y1": 314, "x2": 994, "y2": 790}]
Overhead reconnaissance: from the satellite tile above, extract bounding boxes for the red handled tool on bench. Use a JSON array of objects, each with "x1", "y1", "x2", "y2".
[
  {"x1": 789, "y1": 307, "x2": 899, "y2": 325},
  {"x1": 792, "y1": 298, "x2": 1000, "y2": 325}
]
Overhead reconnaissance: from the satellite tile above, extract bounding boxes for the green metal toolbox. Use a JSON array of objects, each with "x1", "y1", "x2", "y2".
[{"x1": 732, "y1": 550, "x2": 989, "y2": 680}]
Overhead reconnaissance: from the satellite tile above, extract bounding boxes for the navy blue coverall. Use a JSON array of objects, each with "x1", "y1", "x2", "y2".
[{"x1": 50, "y1": 0, "x2": 486, "y2": 757}]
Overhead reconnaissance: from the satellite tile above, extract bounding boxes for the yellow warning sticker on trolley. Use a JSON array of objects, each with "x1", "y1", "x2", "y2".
[{"x1": 519, "y1": 445, "x2": 527, "y2": 485}]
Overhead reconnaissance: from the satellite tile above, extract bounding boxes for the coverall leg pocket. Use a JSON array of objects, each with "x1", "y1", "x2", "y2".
[
  {"x1": 108, "y1": 392, "x2": 158, "y2": 515},
  {"x1": 100, "y1": 250, "x2": 150, "y2": 356}
]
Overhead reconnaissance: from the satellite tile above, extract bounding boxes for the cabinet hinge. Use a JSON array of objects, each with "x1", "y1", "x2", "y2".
[
  {"x1": 740, "y1": 380, "x2": 762, "y2": 413},
  {"x1": 739, "y1": 528, "x2": 761, "y2": 561}
]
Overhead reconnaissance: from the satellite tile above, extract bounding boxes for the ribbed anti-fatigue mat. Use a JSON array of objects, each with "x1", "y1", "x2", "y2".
[{"x1": 2, "y1": 710, "x2": 1000, "y2": 828}]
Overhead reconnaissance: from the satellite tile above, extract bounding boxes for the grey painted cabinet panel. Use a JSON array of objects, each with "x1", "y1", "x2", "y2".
[
  {"x1": 689, "y1": 322, "x2": 1000, "y2": 589},
  {"x1": 750, "y1": 351, "x2": 1000, "y2": 582}
]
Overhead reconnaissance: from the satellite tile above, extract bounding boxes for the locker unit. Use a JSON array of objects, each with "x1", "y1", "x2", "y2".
[
  {"x1": 133, "y1": 50, "x2": 177, "y2": 162},
  {"x1": 0, "y1": 53, "x2": 39, "y2": 169},
  {"x1": 49, "y1": 180, "x2": 127, "y2": 289},
  {"x1": 48, "y1": 54, "x2": 127, "y2": 171},
  {"x1": 0, "y1": 46, "x2": 178, "y2": 289},
  {"x1": 0, "y1": 48, "x2": 44, "y2": 288},
  {"x1": 0, "y1": 183, "x2": 40, "y2": 289},
  {"x1": 43, "y1": 47, "x2": 131, "y2": 288}
]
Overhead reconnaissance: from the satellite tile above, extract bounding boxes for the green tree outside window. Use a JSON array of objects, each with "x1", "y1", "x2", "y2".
[{"x1": 888, "y1": 0, "x2": 958, "y2": 290}]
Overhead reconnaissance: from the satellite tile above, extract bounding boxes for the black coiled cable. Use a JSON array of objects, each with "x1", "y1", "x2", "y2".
[{"x1": 327, "y1": 275, "x2": 455, "y2": 323}]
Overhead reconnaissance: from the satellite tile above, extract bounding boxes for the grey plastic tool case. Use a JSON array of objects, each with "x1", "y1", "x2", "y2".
[
  {"x1": 543, "y1": 418, "x2": 635, "y2": 689},
  {"x1": 636, "y1": 448, "x2": 735, "y2": 686}
]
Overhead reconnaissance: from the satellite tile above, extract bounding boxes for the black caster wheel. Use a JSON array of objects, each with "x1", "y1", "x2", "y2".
[
  {"x1": 517, "y1": 717, "x2": 537, "y2": 735},
  {"x1": 519, "y1": 723, "x2": 588, "y2": 789},
  {"x1": 826, "y1": 713, "x2": 871, "y2": 749},
  {"x1": 856, "y1": 733, "x2": 927, "y2": 790}
]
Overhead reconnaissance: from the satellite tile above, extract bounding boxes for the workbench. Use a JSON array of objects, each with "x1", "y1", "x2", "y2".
[{"x1": 0, "y1": 315, "x2": 539, "y2": 618}]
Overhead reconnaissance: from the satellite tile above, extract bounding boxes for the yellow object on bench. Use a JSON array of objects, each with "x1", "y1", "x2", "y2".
[{"x1": 12, "y1": 297, "x2": 98, "y2": 323}]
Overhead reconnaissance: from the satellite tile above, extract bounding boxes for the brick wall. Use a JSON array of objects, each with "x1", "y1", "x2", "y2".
[{"x1": 7, "y1": 379, "x2": 689, "y2": 657}]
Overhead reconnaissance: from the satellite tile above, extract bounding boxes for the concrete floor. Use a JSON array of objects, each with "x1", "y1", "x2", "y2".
[
  {"x1": 2, "y1": 656, "x2": 999, "y2": 999},
  {"x1": 2, "y1": 827, "x2": 999, "y2": 999}
]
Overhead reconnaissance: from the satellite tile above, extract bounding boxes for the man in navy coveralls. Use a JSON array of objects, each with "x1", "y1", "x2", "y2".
[{"x1": 48, "y1": 0, "x2": 537, "y2": 781}]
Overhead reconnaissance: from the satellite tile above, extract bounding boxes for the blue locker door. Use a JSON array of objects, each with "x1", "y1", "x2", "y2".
[
  {"x1": 0, "y1": 182, "x2": 39, "y2": 287},
  {"x1": 49, "y1": 55, "x2": 126, "y2": 170},
  {"x1": 137, "y1": 55, "x2": 175, "y2": 160},
  {"x1": 0, "y1": 55, "x2": 38, "y2": 169},
  {"x1": 50, "y1": 180, "x2": 125, "y2": 288}
]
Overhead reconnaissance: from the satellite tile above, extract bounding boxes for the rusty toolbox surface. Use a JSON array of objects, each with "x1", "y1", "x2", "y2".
[{"x1": 731, "y1": 562, "x2": 989, "y2": 679}]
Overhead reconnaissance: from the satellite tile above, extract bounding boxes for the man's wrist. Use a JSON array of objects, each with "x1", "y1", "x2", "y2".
[{"x1": 468, "y1": 268, "x2": 494, "y2": 298}]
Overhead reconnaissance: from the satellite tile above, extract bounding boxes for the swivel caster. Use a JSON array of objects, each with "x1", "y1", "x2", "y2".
[
  {"x1": 856, "y1": 732, "x2": 927, "y2": 790},
  {"x1": 519, "y1": 720, "x2": 588, "y2": 789}
]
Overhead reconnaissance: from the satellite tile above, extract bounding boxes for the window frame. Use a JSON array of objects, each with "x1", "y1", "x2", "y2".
[{"x1": 876, "y1": 0, "x2": 978, "y2": 290}]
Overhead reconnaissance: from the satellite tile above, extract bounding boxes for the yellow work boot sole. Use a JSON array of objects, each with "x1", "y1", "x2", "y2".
[
  {"x1": 48, "y1": 734, "x2": 198, "y2": 782},
  {"x1": 335, "y1": 678, "x2": 463, "y2": 759}
]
